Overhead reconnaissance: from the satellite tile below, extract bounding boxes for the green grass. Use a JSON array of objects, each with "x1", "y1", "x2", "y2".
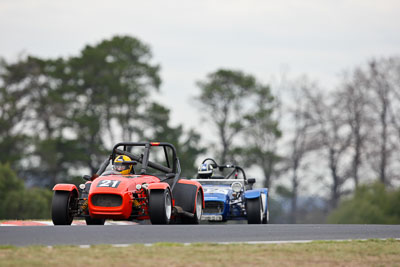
[{"x1": 1, "y1": 239, "x2": 399, "y2": 267}]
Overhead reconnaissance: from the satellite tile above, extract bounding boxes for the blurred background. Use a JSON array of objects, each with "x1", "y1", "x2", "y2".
[{"x1": 1, "y1": 0, "x2": 400, "y2": 223}]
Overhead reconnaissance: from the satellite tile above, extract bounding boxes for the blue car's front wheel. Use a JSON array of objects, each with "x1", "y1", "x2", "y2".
[{"x1": 246, "y1": 197, "x2": 263, "y2": 224}]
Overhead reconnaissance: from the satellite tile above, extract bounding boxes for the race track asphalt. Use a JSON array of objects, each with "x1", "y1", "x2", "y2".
[{"x1": 1, "y1": 224, "x2": 400, "y2": 246}]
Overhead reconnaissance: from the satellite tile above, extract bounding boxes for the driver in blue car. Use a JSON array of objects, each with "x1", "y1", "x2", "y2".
[{"x1": 197, "y1": 162, "x2": 213, "y2": 178}]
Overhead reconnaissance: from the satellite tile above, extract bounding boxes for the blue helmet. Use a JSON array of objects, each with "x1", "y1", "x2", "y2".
[{"x1": 197, "y1": 163, "x2": 213, "y2": 178}]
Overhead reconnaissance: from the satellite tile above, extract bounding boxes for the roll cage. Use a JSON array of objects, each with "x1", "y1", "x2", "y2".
[
  {"x1": 201, "y1": 158, "x2": 247, "y2": 181},
  {"x1": 94, "y1": 142, "x2": 182, "y2": 190}
]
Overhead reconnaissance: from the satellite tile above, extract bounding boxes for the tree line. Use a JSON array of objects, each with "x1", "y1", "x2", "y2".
[
  {"x1": 1, "y1": 34, "x2": 399, "y2": 223},
  {"x1": 277, "y1": 57, "x2": 400, "y2": 223},
  {"x1": 194, "y1": 56, "x2": 400, "y2": 224},
  {"x1": 0, "y1": 36, "x2": 204, "y2": 188}
]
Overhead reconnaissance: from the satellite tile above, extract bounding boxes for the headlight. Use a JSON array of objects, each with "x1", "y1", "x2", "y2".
[
  {"x1": 231, "y1": 182, "x2": 242, "y2": 193},
  {"x1": 136, "y1": 184, "x2": 142, "y2": 190},
  {"x1": 79, "y1": 184, "x2": 86, "y2": 190}
]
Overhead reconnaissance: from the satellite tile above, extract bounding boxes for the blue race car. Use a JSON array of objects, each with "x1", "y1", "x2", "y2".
[{"x1": 193, "y1": 158, "x2": 268, "y2": 224}]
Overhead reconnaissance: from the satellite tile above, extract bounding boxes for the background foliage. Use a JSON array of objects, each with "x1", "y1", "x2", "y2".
[
  {"x1": 0, "y1": 35, "x2": 204, "y2": 219},
  {"x1": 0, "y1": 163, "x2": 52, "y2": 219},
  {"x1": 327, "y1": 183, "x2": 400, "y2": 224},
  {"x1": 1, "y1": 34, "x2": 399, "y2": 222}
]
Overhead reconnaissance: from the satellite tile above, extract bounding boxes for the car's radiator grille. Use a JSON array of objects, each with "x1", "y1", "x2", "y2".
[
  {"x1": 92, "y1": 194, "x2": 122, "y2": 207},
  {"x1": 204, "y1": 201, "x2": 224, "y2": 214}
]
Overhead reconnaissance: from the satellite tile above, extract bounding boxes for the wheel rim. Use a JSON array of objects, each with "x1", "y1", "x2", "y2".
[
  {"x1": 165, "y1": 190, "x2": 172, "y2": 219},
  {"x1": 195, "y1": 191, "x2": 202, "y2": 220}
]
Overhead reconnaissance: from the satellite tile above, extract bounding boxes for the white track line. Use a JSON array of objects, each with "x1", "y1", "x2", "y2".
[{"x1": 56, "y1": 238, "x2": 400, "y2": 249}]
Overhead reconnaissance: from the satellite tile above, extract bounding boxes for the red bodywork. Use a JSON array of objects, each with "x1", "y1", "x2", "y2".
[
  {"x1": 84, "y1": 174, "x2": 203, "y2": 220},
  {"x1": 53, "y1": 183, "x2": 78, "y2": 193}
]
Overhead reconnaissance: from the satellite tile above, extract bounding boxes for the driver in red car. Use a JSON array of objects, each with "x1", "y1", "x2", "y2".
[{"x1": 113, "y1": 155, "x2": 135, "y2": 175}]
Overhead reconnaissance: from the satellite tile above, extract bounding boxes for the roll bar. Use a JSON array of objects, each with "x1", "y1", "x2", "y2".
[
  {"x1": 112, "y1": 142, "x2": 178, "y2": 174},
  {"x1": 91, "y1": 142, "x2": 182, "y2": 191},
  {"x1": 201, "y1": 158, "x2": 247, "y2": 180}
]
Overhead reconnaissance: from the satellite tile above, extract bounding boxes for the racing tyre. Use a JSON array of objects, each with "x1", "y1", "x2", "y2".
[
  {"x1": 52, "y1": 191, "x2": 76, "y2": 225},
  {"x1": 182, "y1": 190, "x2": 203, "y2": 224},
  {"x1": 246, "y1": 197, "x2": 263, "y2": 224},
  {"x1": 149, "y1": 189, "x2": 172, "y2": 224},
  {"x1": 85, "y1": 217, "x2": 106, "y2": 225}
]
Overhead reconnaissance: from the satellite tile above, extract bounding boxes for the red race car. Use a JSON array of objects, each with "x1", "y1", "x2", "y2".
[{"x1": 51, "y1": 142, "x2": 204, "y2": 225}]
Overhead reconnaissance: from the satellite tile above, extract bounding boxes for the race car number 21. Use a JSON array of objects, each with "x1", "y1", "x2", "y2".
[{"x1": 97, "y1": 180, "x2": 121, "y2": 188}]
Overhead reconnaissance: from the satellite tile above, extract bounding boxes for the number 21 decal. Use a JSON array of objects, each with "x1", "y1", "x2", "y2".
[{"x1": 97, "y1": 180, "x2": 121, "y2": 188}]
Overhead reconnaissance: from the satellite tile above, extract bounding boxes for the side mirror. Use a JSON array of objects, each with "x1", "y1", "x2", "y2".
[
  {"x1": 248, "y1": 178, "x2": 256, "y2": 184},
  {"x1": 82, "y1": 175, "x2": 91, "y2": 181}
]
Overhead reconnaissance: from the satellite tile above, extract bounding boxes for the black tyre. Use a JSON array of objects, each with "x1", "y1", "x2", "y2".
[
  {"x1": 85, "y1": 217, "x2": 106, "y2": 225},
  {"x1": 246, "y1": 197, "x2": 263, "y2": 224},
  {"x1": 52, "y1": 191, "x2": 76, "y2": 225},
  {"x1": 149, "y1": 189, "x2": 172, "y2": 224},
  {"x1": 182, "y1": 190, "x2": 203, "y2": 224}
]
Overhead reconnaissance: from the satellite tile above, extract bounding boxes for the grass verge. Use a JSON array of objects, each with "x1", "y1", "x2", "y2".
[{"x1": 0, "y1": 239, "x2": 399, "y2": 266}]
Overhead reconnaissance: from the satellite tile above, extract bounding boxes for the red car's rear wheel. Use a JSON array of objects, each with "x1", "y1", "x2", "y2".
[
  {"x1": 149, "y1": 189, "x2": 172, "y2": 224},
  {"x1": 182, "y1": 190, "x2": 203, "y2": 224}
]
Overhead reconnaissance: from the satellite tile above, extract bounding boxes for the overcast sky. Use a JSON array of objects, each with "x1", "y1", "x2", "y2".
[{"x1": 1, "y1": 0, "x2": 400, "y2": 131}]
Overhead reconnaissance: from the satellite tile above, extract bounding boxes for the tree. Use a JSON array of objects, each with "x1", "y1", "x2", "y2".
[
  {"x1": 66, "y1": 35, "x2": 162, "y2": 174},
  {"x1": 336, "y1": 69, "x2": 371, "y2": 188},
  {"x1": 144, "y1": 103, "x2": 205, "y2": 177},
  {"x1": 344, "y1": 57, "x2": 400, "y2": 187},
  {"x1": 0, "y1": 57, "x2": 38, "y2": 167},
  {"x1": 388, "y1": 58, "x2": 400, "y2": 144},
  {"x1": 2, "y1": 188, "x2": 52, "y2": 219},
  {"x1": 0, "y1": 35, "x2": 176, "y2": 187},
  {"x1": 241, "y1": 85, "x2": 281, "y2": 188},
  {"x1": 279, "y1": 77, "x2": 320, "y2": 223},
  {"x1": 0, "y1": 163, "x2": 24, "y2": 199},
  {"x1": 196, "y1": 69, "x2": 257, "y2": 163},
  {"x1": 0, "y1": 163, "x2": 53, "y2": 219},
  {"x1": 0, "y1": 56, "x2": 84, "y2": 186},
  {"x1": 0, "y1": 163, "x2": 24, "y2": 218},
  {"x1": 367, "y1": 60, "x2": 392, "y2": 186},
  {"x1": 303, "y1": 86, "x2": 352, "y2": 210}
]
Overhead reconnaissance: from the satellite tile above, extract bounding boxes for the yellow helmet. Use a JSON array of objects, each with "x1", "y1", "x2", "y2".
[{"x1": 113, "y1": 155, "x2": 133, "y2": 175}]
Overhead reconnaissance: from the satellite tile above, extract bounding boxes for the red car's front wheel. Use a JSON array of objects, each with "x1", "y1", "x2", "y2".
[
  {"x1": 52, "y1": 191, "x2": 76, "y2": 225},
  {"x1": 149, "y1": 189, "x2": 172, "y2": 225}
]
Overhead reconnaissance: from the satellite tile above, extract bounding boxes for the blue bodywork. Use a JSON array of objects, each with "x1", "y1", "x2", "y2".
[
  {"x1": 194, "y1": 158, "x2": 269, "y2": 223},
  {"x1": 244, "y1": 188, "x2": 268, "y2": 199},
  {"x1": 199, "y1": 180, "x2": 268, "y2": 222}
]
